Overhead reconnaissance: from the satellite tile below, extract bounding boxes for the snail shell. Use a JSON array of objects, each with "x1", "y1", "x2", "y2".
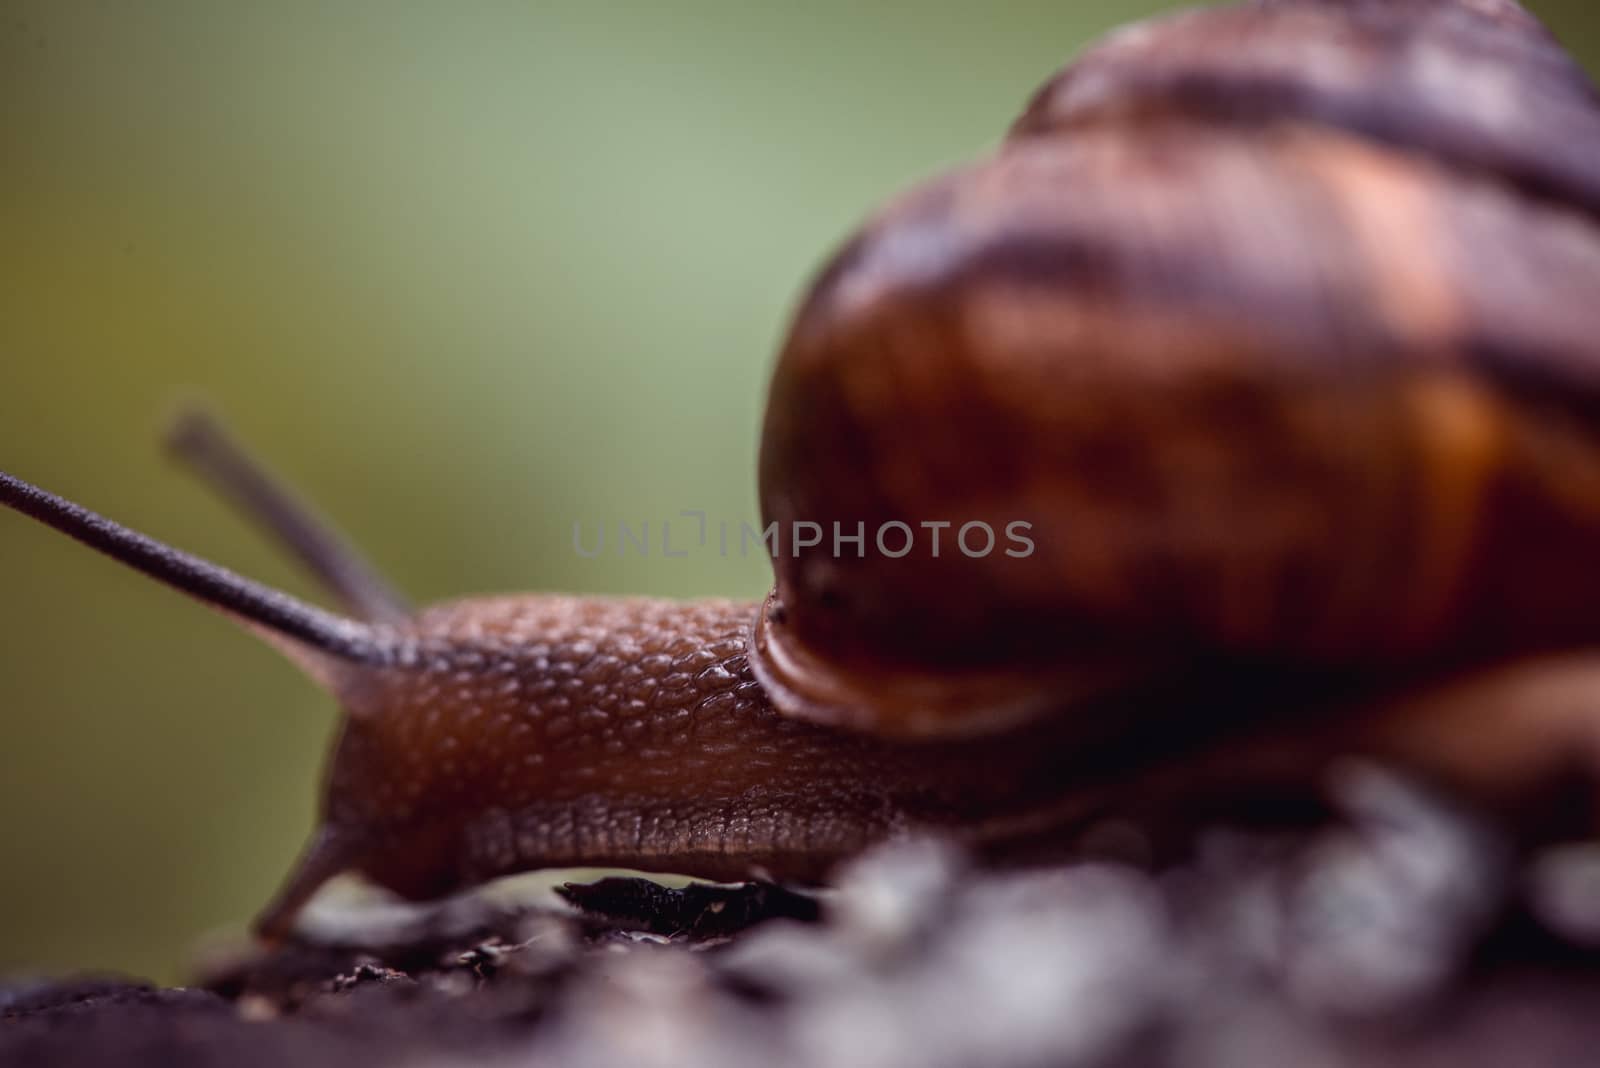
[{"x1": 752, "y1": 0, "x2": 1600, "y2": 739}]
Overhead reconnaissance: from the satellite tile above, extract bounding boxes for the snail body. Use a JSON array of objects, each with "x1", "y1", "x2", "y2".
[
  {"x1": 294, "y1": 595, "x2": 1116, "y2": 933},
  {"x1": 4, "y1": 0, "x2": 1600, "y2": 940}
]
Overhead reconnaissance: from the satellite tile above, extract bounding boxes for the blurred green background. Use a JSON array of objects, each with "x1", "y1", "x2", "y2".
[{"x1": 1, "y1": 1, "x2": 1596, "y2": 982}]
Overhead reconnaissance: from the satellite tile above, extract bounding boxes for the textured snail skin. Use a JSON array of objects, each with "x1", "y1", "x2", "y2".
[{"x1": 262, "y1": 595, "x2": 1222, "y2": 937}]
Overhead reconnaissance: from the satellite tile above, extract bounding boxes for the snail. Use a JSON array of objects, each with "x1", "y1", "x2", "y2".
[{"x1": 4, "y1": 0, "x2": 1600, "y2": 942}]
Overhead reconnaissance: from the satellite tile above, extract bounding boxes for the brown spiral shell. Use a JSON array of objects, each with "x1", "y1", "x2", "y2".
[{"x1": 751, "y1": 0, "x2": 1600, "y2": 738}]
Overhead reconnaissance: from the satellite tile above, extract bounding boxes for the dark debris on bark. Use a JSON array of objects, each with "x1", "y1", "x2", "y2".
[{"x1": 11, "y1": 767, "x2": 1600, "y2": 1067}]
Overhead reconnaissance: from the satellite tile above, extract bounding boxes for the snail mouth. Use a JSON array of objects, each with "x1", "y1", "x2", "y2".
[{"x1": 748, "y1": 588, "x2": 1148, "y2": 741}]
